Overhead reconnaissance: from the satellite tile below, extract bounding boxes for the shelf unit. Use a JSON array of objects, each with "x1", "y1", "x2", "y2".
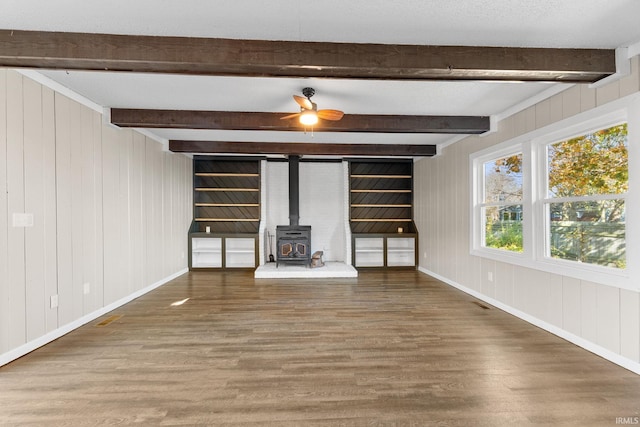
[
  {"x1": 349, "y1": 160, "x2": 415, "y2": 234},
  {"x1": 352, "y1": 234, "x2": 417, "y2": 268},
  {"x1": 349, "y1": 159, "x2": 418, "y2": 268},
  {"x1": 189, "y1": 157, "x2": 262, "y2": 269},
  {"x1": 189, "y1": 233, "x2": 258, "y2": 270}
]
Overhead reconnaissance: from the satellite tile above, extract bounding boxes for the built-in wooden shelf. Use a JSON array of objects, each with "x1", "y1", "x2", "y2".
[
  {"x1": 351, "y1": 218, "x2": 412, "y2": 222},
  {"x1": 195, "y1": 203, "x2": 260, "y2": 207},
  {"x1": 195, "y1": 218, "x2": 260, "y2": 222},
  {"x1": 350, "y1": 174, "x2": 412, "y2": 179},
  {"x1": 189, "y1": 157, "x2": 262, "y2": 268},
  {"x1": 195, "y1": 173, "x2": 259, "y2": 177},
  {"x1": 349, "y1": 160, "x2": 417, "y2": 264},
  {"x1": 350, "y1": 189, "x2": 412, "y2": 193},
  {"x1": 195, "y1": 188, "x2": 259, "y2": 192},
  {"x1": 351, "y1": 204, "x2": 412, "y2": 208}
]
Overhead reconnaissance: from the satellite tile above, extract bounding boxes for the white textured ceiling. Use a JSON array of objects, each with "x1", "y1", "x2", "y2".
[{"x1": 3, "y1": 0, "x2": 640, "y2": 151}]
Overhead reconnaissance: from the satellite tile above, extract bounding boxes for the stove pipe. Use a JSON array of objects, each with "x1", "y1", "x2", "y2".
[{"x1": 288, "y1": 155, "x2": 300, "y2": 226}]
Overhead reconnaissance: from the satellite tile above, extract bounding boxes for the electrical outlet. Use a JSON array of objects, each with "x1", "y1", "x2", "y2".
[
  {"x1": 50, "y1": 295, "x2": 59, "y2": 308},
  {"x1": 83, "y1": 283, "x2": 90, "y2": 295}
]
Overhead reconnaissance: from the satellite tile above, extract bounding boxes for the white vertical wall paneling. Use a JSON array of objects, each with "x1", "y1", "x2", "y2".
[
  {"x1": 494, "y1": 261, "x2": 514, "y2": 306},
  {"x1": 620, "y1": 289, "x2": 640, "y2": 362},
  {"x1": 162, "y1": 153, "x2": 173, "y2": 278},
  {"x1": 80, "y1": 107, "x2": 97, "y2": 314},
  {"x1": 180, "y1": 156, "x2": 191, "y2": 269},
  {"x1": 561, "y1": 277, "x2": 582, "y2": 337},
  {"x1": 432, "y1": 156, "x2": 442, "y2": 274},
  {"x1": 413, "y1": 159, "x2": 424, "y2": 268},
  {"x1": 168, "y1": 154, "x2": 178, "y2": 273},
  {"x1": 343, "y1": 161, "x2": 351, "y2": 265},
  {"x1": 173, "y1": 155, "x2": 182, "y2": 269},
  {"x1": 91, "y1": 109, "x2": 104, "y2": 312},
  {"x1": 119, "y1": 131, "x2": 133, "y2": 297},
  {"x1": 561, "y1": 85, "x2": 582, "y2": 119},
  {"x1": 180, "y1": 156, "x2": 190, "y2": 269},
  {"x1": 42, "y1": 86, "x2": 58, "y2": 333},
  {"x1": 480, "y1": 258, "x2": 495, "y2": 298},
  {"x1": 130, "y1": 133, "x2": 144, "y2": 292},
  {"x1": 142, "y1": 139, "x2": 152, "y2": 284},
  {"x1": 580, "y1": 281, "x2": 598, "y2": 344},
  {"x1": 152, "y1": 141, "x2": 165, "y2": 284},
  {"x1": 23, "y1": 77, "x2": 46, "y2": 341},
  {"x1": 1, "y1": 70, "x2": 194, "y2": 366},
  {"x1": 439, "y1": 149, "x2": 451, "y2": 278},
  {"x1": 7, "y1": 71, "x2": 27, "y2": 348},
  {"x1": 596, "y1": 285, "x2": 621, "y2": 354},
  {"x1": 143, "y1": 139, "x2": 155, "y2": 285},
  {"x1": 182, "y1": 156, "x2": 191, "y2": 268},
  {"x1": 147, "y1": 140, "x2": 163, "y2": 285},
  {"x1": 426, "y1": 157, "x2": 437, "y2": 273},
  {"x1": 528, "y1": 269, "x2": 552, "y2": 322},
  {"x1": 596, "y1": 79, "x2": 620, "y2": 107},
  {"x1": 580, "y1": 84, "x2": 597, "y2": 113},
  {"x1": 455, "y1": 143, "x2": 469, "y2": 285},
  {"x1": 170, "y1": 154, "x2": 182, "y2": 273},
  {"x1": 69, "y1": 100, "x2": 84, "y2": 321},
  {"x1": 0, "y1": 69, "x2": 9, "y2": 354},
  {"x1": 101, "y1": 125, "x2": 121, "y2": 304},
  {"x1": 535, "y1": 98, "x2": 552, "y2": 129},
  {"x1": 54, "y1": 94, "x2": 73, "y2": 326},
  {"x1": 124, "y1": 130, "x2": 136, "y2": 298},
  {"x1": 619, "y1": 56, "x2": 640, "y2": 97},
  {"x1": 546, "y1": 273, "x2": 564, "y2": 329},
  {"x1": 548, "y1": 93, "x2": 563, "y2": 122}
]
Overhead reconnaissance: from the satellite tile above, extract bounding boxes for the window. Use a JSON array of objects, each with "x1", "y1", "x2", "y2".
[
  {"x1": 481, "y1": 153, "x2": 523, "y2": 252},
  {"x1": 471, "y1": 96, "x2": 636, "y2": 287},
  {"x1": 543, "y1": 123, "x2": 627, "y2": 269}
]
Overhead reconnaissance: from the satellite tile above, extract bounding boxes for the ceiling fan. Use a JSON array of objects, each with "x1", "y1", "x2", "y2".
[{"x1": 280, "y1": 87, "x2": 344, "y2": 126}]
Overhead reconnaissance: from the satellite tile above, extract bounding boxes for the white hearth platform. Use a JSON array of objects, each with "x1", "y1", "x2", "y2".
[{"x1": 254, "y1": 262, "x2": 358, "y2": 279}]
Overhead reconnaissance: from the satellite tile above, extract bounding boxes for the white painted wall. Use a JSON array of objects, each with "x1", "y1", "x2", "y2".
[
  {"x1": 264, "y1": 160, "x2": 345, "y2": 262},
  {"x1": 300, "y1": 162, "x2": 345, "y2": 262},
  {"x1": 0, "y1": 69, "x2": 192, "y2": 366},
  {"x1": 414, "y1": 56, "x2": 640, "y2": 374}
]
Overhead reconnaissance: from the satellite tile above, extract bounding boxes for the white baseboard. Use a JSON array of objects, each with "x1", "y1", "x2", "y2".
[
  {"x1": 418, "y1": 266, "x2": 640, "y2": 376},
  {"x1": 0, "y1": 268, "x2": 188, "y2": 367}
]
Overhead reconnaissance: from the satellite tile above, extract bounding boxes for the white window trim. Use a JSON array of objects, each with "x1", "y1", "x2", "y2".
[
  {"x1": 471, "y1": 144, "x2": 526, "y2": 258},
  {"x1": 471, "y1": 92, "x2": 640, "y2": 291}
]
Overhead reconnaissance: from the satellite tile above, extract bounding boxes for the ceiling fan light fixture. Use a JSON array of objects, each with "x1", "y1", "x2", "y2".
[{"x1": 299, "y1": 110, "x2": 318, "y2": 126}]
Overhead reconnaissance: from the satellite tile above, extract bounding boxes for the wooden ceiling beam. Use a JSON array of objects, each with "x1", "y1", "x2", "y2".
[
  {"x1": 169, "y1": 141, "x2": 437, "y2": 157},
  {"x1": 110, "y1": 109, "x2": 490, "y2": 134},
  {"x1": 0, "y1": 29, "x2": 615, "y2": 83}
]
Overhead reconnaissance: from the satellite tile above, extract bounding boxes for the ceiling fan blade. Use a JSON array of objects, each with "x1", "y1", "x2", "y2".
[
  {"x1": 317, "y1": 109, "x2": 344, "y2": 121},
  {"x1": 293, "y1": 95, "x2": 313, "y2": 110},
  {"x1": 280, "y1": 112, "x2": 301, "y2": 120}
]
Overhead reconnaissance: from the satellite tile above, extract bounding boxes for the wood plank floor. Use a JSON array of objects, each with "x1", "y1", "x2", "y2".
[{"x1": 1, "y1": 270, "x2": 639, "y2": 426}]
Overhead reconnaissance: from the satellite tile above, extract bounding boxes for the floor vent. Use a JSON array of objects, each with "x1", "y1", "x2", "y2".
[
  {"x1": 95, "y1": 315, "x2": 122, "y2": 327},
  {"x1": 472, "y1": 301, "x2": 490, "y2": 310}
]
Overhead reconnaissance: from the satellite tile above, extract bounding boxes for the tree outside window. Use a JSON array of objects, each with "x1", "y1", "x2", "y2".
[
  {"x1": 482, "y1": 153, "x2": 523, "y2": 252},
  {"x1": 545, "y1": 123, "x2": 627, "y2": 268}
]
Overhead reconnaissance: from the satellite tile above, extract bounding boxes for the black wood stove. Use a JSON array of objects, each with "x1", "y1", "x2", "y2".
[{"x1": 276, "y1": 155, "x2": 311, "y2": 267}]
